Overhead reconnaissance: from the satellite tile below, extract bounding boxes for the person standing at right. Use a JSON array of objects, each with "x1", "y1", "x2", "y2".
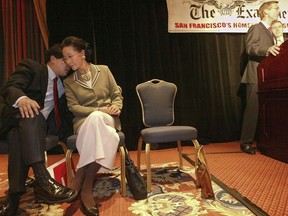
[{"x1": 240, "y1": 1, "x2": 280, "y2": 154}]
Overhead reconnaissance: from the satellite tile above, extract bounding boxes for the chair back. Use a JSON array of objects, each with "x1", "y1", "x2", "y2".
[{"x1": 136, "y1": 79, "x2": 176, "y2": 127}]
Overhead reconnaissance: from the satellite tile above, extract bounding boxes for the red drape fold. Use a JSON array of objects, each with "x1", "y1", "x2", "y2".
[
  {"x1": 33, "y1": 0, "x2": 48, "y2": 49},
  {"x1": 1, "y1": 0, "x2": 48, "y2": 79}
]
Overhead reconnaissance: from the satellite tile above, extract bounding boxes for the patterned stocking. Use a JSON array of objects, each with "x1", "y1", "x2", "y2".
[
  {"x1": 69, "y1": 166, "x2": 87, "y2": 192},
  {"x1": 81, "y1": 162, "x2": 101, "y2": 208}
]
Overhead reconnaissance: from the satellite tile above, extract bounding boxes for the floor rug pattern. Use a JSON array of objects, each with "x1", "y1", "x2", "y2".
[{"x1": 0, "y1": 162, "x2": 258, "y2": 215}]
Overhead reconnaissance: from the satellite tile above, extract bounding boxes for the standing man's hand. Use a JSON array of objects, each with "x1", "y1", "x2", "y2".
[
  {"x1": 267, "y1": 45, "x2": 280, "y2": 56},
  {"x1": 18, "y1": 98, "x2": 40, "y2": 118}
]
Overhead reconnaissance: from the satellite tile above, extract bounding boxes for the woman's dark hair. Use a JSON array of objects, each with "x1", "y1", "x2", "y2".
[
  {"x1": 44, "y1": 44, "x2": 63, "y2": 64},
  {"x1": 61, "y1": 36, "x2": 93, "y2": 63}
]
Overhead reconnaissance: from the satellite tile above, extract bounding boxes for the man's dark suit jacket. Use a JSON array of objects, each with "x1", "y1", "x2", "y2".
[
  {"x1": 241, "y1": 22, "x2": 274, "y2": 84},
  {"x1": 0, "y1": 59, "x2": 73, "y2": 141}
]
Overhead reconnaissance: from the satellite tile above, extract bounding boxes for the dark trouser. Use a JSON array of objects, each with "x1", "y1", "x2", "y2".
[
  {"x1": 7, "y1": 114, "x2": 47, "y2": 194},
  {"x1": 240, "y1": 83, "x2": 259, "y2": 145}
]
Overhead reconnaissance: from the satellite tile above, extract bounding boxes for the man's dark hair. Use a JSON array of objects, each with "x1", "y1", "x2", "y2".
[{"x1": 44, "y1": 44, "x2": 63, "y2": 64}]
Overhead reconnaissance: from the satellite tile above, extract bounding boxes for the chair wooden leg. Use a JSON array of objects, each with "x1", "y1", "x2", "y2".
[
  {"x1": 192, "y1": 139, "x2": 200, "y2": 149},
  {"x1": 119, "y1": 146, "x2": 127, "y2": 197},
  {"x1": 45, "y1": 141, "x2": 68, "y2": 168},
  {"x1": 145, "y1": 143, "x2": 151, "y2": 193},
  {"x1": 177, "y1": 141, "x2": 183, "y2": 169},
  {"x1": 65, "y1": 149, "x2": 74, "y2": 186},
  {"x1": 192, "y1": 139, "x2": 200, "y2": 163},
  {"x1": 192, "y1": 139, "x2": 201, "y2": 178},
  {"x1": 44, "y1": 151, "x2": 48, "y2": 167},
  {"x1": 137, "y1": 137, "x2": 143, "y2": 170},
  {"x1": 58, "y1": 141, "x2": 68, "y2": 153}
]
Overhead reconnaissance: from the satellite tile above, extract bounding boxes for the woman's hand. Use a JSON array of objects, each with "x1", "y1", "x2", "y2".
[{"x1": 100, "y1": 105, "x2": 120, "y2": 116}]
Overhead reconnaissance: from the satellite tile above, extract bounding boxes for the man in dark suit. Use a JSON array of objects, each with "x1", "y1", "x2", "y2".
[
  {"x1": 0, "y1": 44, "x2": 77, "y2": 215},
  {"x1": 240, "y1": 1, "x2": 280, "y2": 154}
]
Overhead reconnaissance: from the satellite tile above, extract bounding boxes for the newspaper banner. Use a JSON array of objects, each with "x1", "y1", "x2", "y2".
[{"x1": 167, "y1": 0, "x2": 288, "y2": 33}]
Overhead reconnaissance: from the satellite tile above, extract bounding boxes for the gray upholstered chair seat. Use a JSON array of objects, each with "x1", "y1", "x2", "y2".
[
  {"x1": 141, "y1": 126, "x2": 197, "y2": 143},
  {"x1": 66, "y1": 134, "x2": 77, "y2": 149},
  {"x1": 45, "y1": 135, "x2": 60, "y2": 150}
]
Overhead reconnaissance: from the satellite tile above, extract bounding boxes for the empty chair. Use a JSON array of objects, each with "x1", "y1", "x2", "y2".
[{"x1": 136, "y1": 79, "x2": 200, "y2": 192}]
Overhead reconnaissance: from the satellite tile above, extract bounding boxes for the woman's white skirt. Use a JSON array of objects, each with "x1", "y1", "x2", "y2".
[{"x1": 76, "y1": 111, "x2": 119, "y2": 172}]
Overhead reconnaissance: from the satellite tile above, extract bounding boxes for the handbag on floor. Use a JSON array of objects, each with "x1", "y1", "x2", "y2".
[
  {"x1": 195, "y1": 145, "x2": 215, "y2": 199},
  {"x1": 124, "y1": 147, "x2": 147, "y2": 200}
]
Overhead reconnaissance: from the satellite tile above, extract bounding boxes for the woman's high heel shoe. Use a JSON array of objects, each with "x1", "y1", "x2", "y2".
[{"x1": 80, "y1": 200, "x2": 99, "y2": 216}]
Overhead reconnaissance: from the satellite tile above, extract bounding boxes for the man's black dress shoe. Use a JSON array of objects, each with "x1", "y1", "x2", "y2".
[
  {"x1": 25, "y1": 176, "x2": 35, "y2": 187},
  {"x1": 241, "y1": 144, "x2": 256, "y2": 154},
  {"x1": 0, "y1": 200, "x2": 19, "y2": 216},
  {"x1": 34, "y1": 178, "x2": 78, "y2": 204},
  {"x1": 80, "y1": 201, "x2": 99, "y2": 216}
]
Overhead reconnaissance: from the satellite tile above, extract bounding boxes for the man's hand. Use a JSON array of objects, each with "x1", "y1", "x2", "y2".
[
  {"x1": 18, "y1": 98, "x2": 40, "y2": 118},
  {"x1": 267, "y1": 45, "x2": 280, "y2": 56}
]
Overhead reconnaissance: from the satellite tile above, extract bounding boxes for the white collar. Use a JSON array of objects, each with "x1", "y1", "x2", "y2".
[
  {"x1": 47, "y1": 65, "x2": 58, "y2": 80},
  {"x1": 261, "y1": 20, "x2": 270, "y2": 30}
]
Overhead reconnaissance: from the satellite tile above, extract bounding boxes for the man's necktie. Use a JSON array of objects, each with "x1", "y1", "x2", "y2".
[{"x1": 53, "y1": 77, "x2": 61, "y2": 132}]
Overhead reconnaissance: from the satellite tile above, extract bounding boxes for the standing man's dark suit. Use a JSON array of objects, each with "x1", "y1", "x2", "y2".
[
  {"x1": 240, "y1": 1, "x2": 280, "y2": 154},
  {"x1": 240, "y1": 22, "x2": 274, "y2": 147},
  {"x1": 0, "y1": 45, "x2": 77, "y2": 216}
]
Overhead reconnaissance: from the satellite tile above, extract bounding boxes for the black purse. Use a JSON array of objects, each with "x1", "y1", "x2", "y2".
[{"x1": 124, "y1": 147, "x2": 147, "y2": 200}]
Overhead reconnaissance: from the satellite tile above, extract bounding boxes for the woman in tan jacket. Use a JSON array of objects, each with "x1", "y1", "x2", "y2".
[{"x1": 62, "y1": 36, "x2": 123, "y2": 216}]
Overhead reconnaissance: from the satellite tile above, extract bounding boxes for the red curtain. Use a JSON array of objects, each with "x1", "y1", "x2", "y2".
[
  {"x1": 33, "y1": 0, "x2": 48, "y2": 49},
  {"x1": 1, "y1": 0, "x2": 48, "y2": 79}
]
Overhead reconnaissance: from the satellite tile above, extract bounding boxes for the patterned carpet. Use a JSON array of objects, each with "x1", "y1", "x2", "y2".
[
  {"x1": 1, "y1": 142, "x2": 287, "y2": 215},
  {"x1": 1, "y1": 160, "x2": 255, "y2": 215},
  {"x1": 126, "y1": 163, "x2": 255, "y2": 216}
]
